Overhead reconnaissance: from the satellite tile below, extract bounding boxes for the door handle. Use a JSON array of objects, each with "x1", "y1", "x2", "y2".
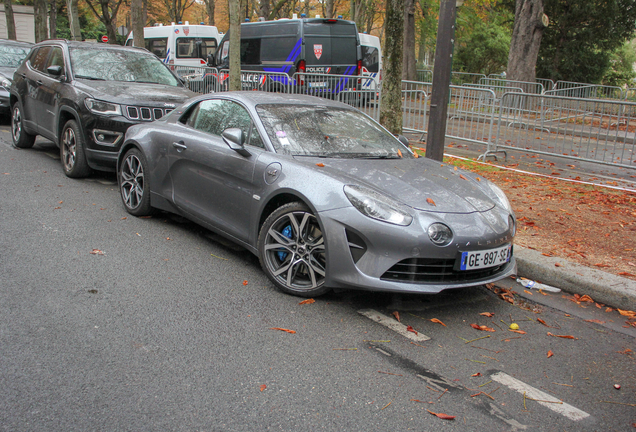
[
  {"x1": 172, "y1": 141, "x2": 187, "y2": 151},
  {"x1": 36, "y1": 80, "x2": 43, "y2": 85}
]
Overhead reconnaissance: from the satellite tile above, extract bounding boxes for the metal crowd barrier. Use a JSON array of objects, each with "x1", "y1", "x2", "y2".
[
  {"x1": 479, "y1": 77, "x2": 544, "y2": 95},
  {"x1": 551, "y1": 81, "x2": 624, "y2": 100}
]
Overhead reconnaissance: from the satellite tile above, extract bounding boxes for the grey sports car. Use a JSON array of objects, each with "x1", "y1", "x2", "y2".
[{"x1": 117, "y1": 92, "x2": 516, "y2": 297}]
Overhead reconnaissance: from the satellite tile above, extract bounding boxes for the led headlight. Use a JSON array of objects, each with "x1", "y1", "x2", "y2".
[
  {"x1": 488, "y1": 182, "x2": 512, "y2": 212},
  {"x1": 85, "y1": 98, "x2": 122, "y2": 116},
  {"x1": 427, "y1": 222, "x2": 453, "y2": 246},
  {"x1": 344, "y1": 184, "x2": 413, "y2": 226}
]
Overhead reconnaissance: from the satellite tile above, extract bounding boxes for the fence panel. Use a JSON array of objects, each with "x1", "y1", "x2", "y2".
[
  {"x1": 175, "y1": 65, "x2": 218, "y2": 93},
  {"x1": 489, "y1": 93, "x2": 636, "y2": 169},
  {"x1": 479, "y1": 77, "x2": 544, "y2": 95},
  {"x1": 552, "y1": 81, "x2": 624, "y2": 100}
]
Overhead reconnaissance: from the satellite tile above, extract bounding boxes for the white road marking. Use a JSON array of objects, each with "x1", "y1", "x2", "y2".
[
  {"x1": 491, "y1": 372, "x2": 590, "y2": 421},
  {"x1": 358, "y1": 309, "x2": 430, "y2": 341}
]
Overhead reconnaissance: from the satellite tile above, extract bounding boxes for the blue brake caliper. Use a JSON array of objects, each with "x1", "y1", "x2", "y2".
[{"x1": 278, "y1": 225, "x2": 293, "y2": 261}]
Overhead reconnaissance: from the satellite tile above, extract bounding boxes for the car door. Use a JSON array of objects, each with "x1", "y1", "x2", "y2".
[
  {"x1": 169, "y1": 98, "x2": 264, "y2": 242},
  {"x1": 20, "y1": 46, "x2": 51, "y2": 133},
  {"x1": 36, "y1": 46, "x2": 66, "y2": 138}
]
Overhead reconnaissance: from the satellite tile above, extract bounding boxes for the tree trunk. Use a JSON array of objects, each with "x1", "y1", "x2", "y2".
[
  {"x1": 259, "y1": 0, "x2": 269, "y2": 20},
  {"x1": 205, "y1": 0, "x2": 215, "y2": 25},
  {"x1": 4, "y1": 0, "x2": 16, "y2": 40},
  {"x1": 33, "y1": 0, "x2": 48, "y2": 43},
  {"x1": 132, "y1": 0, "x2": 144, "y2": 47},
  {"x1": 379, "y1": 0, "x2": 404, "y2": 136},
  {"x1": 228, "y1": 0, "x2": 241, "y2": 91},
  {"x1": 66, "y1": 0, "x2": 82, "y2": 40},
  {"x1": 49, "y1": 0, "x2": 57, "y2": 39},
  {"x1": 507, "y1": 0, "x2": 546, "y2": 83},
  {"x1": 325, "y1": 0, "x2": 334, "y2": 18},
  {"x1": 402, "y1": 0, "x2": 415, "y2": 80}
]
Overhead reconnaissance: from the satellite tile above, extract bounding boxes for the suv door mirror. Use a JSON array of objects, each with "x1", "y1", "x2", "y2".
[
  {"x1": 222, "y1": 128, "x2": 251, "y2": 157},
  {"x1": 47, "y1": 65, "x2": 63, "y2": 76}
]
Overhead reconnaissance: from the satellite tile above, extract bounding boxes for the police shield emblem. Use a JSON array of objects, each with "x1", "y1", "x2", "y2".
[
  {"x1": 184, "y1": 26, "x2": 190, "y2": 36},
  {"x1": 314, "y1": 44, "x2": 322, "y2": 60}
]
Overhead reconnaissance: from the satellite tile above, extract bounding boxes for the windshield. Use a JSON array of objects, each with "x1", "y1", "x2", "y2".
[
  {"x1": 69, "y1": 47, "x2": 181, "y2": 86},
  {"x1": 0, "y1": 45, "x2": 30, "y2": 68},
  {"x1": 256, "y1": 104, "x2": 411, "y2": 158}
]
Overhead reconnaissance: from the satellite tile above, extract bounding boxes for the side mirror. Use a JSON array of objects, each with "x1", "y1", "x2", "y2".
[
  {"x1": 47, "y1": 65, "x2": 63, "y2": 77},
  {"x1": 222, "y1": 128, "x2": 251, "y2": 157},
  {"x1": 207, "y1": 53, "x2": 216, "y2": 68},
  {"x1": 397, "y1": 135, "x2": 410, "y2": 147}
]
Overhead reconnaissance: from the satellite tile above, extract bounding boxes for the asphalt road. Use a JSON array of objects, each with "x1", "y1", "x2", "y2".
[{"x1": 1, "y1": 126, "x2": 634, "y2": 431}]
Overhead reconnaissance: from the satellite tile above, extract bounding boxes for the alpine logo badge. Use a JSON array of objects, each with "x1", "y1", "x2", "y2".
[
  {"x1": 183, "y1": 26, "x2": 189, "y2": 36},
  {"x1": 314, "y1": 44, "x2": 322, "y2": 60}
]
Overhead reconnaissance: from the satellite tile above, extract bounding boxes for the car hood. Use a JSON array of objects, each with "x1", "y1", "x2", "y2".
[
  {"x1": 296, "y1": 156, "x2": 497, "y2": 214},
  {"x1": 74, "y1": 80, "x2": 195, "y2": 105}
]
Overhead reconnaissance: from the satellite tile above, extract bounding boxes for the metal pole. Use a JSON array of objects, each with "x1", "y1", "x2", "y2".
[{"x1": 425, "y1": 0, "x2": 458, "y2": 161}]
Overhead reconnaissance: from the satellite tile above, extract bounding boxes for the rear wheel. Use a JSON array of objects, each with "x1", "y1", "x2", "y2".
[
  {"x1": 11, "y1": 102, "x2": 35, "y2": 149},
  {"x1": 60, "y1": 119, "x2": 91, "y2": 178},
  {"x1": 258, "y1": 202, "x2": 329, "y2": 297}
]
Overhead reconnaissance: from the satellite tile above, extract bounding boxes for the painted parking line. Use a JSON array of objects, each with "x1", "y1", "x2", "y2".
[
  {"x1": 490, "y1": 372, "x2": 590, "y2": 421},
  {"x1": 358, "y1": 309, "x2": 430, "y2": 341}
]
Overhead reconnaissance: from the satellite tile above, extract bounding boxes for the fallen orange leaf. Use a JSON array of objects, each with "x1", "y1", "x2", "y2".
[
  {"x1": 270, "y1": 327, "x2": 296, "y2": 334},
  {"x1": 316, "y1": 163, "x2": 325, "y2": 167},
  {"x1": 392, "y1": 311, "x2": 401, "y2": 322},
  {"x1": 547, "y1": 350, "x2": 554, "y2": 358},
  {"x1": 299, "y1": 298, "x2": 315, "y2": 305},
  {"x1": 459, "y1": 174, "x2": 467, "y2": 180},
  {"x1": 509, "y1": 329, "x2": 526, "y2": 334},
  {"x1": 579, "y1": 295, "x2": 594, "y2": 303},
  {"x1": 430, "y1": 318, "x2": 446, "y2": 327},
  {"x1": 470, "y1": 323, "x2": 495, "y2": 332},
  {"x1": 426, "y1": 410, "x2": 455, "y2": 420},
  {"x1": 243, "y1": 280, "x2": 248, "y2": 286},
  {"x1": 471, "y1": 373, "x2": 482, "y2": 377},
  {"x1": 547, "y1": 332, "x2": 578, "y2": 340},
  {"x1": 617, "y1": 309, "x2": 636, "y2": 319},
  {"x1": 397, "y1": 149, "x2": 403, "y2": 158},
  {"x1": 260, "y1": 385, "x2": 266, "y2": 392},
  {"x1": 413, "y1": 152, "x2": 419, "y2": 158},
  {"x1": 406, "y1": 325, "x2": 418, "y2": 335},
  {"x1": 479, "y1": 312, "x2": 495, "y2": 317},
  {"x1": 426, "y1": 197, "x2": 436, "y2": 206},
  {"x1": 584, "y1": 319, "x2": 605, "y2": 324},
  {"x1": 618, "y1": 272, "x2": 635, "y2": 277},
  {"x1": 537, "y1": 318, "x2": 549, "y2": 326}
]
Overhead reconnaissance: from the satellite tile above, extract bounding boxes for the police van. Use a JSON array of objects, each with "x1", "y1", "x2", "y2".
[
  {"x1": 126, "y1": 22, "x2": 222, "y2": 69},
  {"x1": 359, "y1": 32, "x2": 382, "y2": 101},
  {"x1": 211, "y1": 18, "x2": 362, "y2": 97}
]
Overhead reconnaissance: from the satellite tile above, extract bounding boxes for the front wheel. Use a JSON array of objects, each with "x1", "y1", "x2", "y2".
[
  {"x1": 11, "y1": 102, "x2": 35, "y2": 149},
  {"x1": 258, "y1": 202, "x2": 329, "y2": 297},
  {"x1": 119, "y1": 148, "x2": 154, "y2": 216},
  {"x1": 60, "y1": 119, "x2": 91, "y2": 178}
]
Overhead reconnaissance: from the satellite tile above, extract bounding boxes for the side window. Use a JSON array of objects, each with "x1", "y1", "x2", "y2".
[
  {"x1": 220, "y1": 40, "x2": 229, "y2": 62},
  {"x1": 145, "y1": 38, "x2": 168, "y2": 58},
  {"x1": 361, "y1": 46, "x2": 379, "y2": 73},
  {"x1": 240, "y1": 39, "x2": 260, "y2": 64},
  {"x1": 46, "y1": 47, "x2": 65, "y2": 75},
  {"x1": 260, "y1": 37, "x2": 298, "y2": 62},
  {"x1": 189, "y1": 99, "x2": 262, "y2": 147},
  {"x1": 29, "y1": 46, "x2": 51, "y2": 72}
]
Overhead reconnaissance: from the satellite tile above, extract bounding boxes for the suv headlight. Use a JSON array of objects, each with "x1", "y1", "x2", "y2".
[
  {"x1": 85, "y1": 98, "x2": 122, "y2": 116},
  {"x1": 1, "y1": 77, "x2": 11, "y2": 90},
  {"x1": 344, "y1": 184, "x2": 413, "y2": 226},
  {"x1": 488, "y1": 182, "x2": 512, "y2": 212}
]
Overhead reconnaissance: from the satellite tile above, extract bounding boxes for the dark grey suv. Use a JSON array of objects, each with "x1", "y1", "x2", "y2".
[{"x1": 10, "y1": 40, "x2": 196, "y2": 177}]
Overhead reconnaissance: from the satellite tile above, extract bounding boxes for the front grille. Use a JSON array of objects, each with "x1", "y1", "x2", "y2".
[
  {"x1": 124, "y1": 105, "x2": 170, "y2": 122},
  {"x1": 381, "y1": 257, "x2": 507, "y2": 284}
]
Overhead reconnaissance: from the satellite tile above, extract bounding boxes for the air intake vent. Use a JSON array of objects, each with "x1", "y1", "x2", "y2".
[{"x1": 381, "y1": 257, "x2": 507, "y2": 284}]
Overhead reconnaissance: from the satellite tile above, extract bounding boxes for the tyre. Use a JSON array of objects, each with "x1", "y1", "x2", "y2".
[
  {"x1": 11, "y1": 102, "x2": 35, "y2": 149},
  {"x1": 60, "y1": 119, "x2": 91, "y2": 178},
  {"x1": 258, "y1": 202, "x2": 329, "y2": 297},
  {"x1": 119, "y1": 148, "x2": 154, "y2": 216}
]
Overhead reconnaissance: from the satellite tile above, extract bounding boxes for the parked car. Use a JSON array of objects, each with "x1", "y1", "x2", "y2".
[
  {"x1": 10, "y1": 40, "x2": 196, "y2": 177},
  {"x1": 117, "y1": 92, "x2": 517, "y2": 297},
  {"x1": 0, "y1": 39, "x2": 32, "y2": 116}
]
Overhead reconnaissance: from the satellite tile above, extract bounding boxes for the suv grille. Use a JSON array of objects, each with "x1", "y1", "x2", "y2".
[
  {"x1": 381, "y1": 258, "x2": 507, "y2": 284},
  {"x1": 125, "y1": 105, "x2": 173, "y2": 121}
]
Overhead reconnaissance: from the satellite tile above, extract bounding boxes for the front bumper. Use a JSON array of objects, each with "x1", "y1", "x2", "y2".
[{"x1": 318, "y1": 206, "x2": 517, "y2": 294}]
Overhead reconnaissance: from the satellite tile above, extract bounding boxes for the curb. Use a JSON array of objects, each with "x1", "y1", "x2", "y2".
[{"x1": 514, "y1": 245, "x2": 636, "y2": 311}]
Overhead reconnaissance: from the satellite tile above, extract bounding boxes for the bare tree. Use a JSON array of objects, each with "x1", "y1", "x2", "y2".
[
  {"x1": 33, "y1": 0, "x2": 48, "y2": 42},
  {"x1": 84, "y1": 0, "x2": 125, "y2": 44},
  {"x1": 132, "y1": 0, "x2": 144, "y2": 47},
  {"x1": 379, "y1": 0, "x2": 404, "y2": 135},
  {"x1": 49, "y1": 0, "x2": 57, "y2": 38},
  {"x1": 66, "y1": 0, "x2": 82, "y2": 40},
  {"x1": 158, "y1": 0, "x2": 196, "y2": 24},
  {"x1": 259, "y1": 0, "x2": 270, "y2": 19},
  {"x1": 228, "y1": 0, "x2": 241, "y2": 91},
  {"x1": 324, "y1": 0, "x2": 334, "y2": 18},
  {"x1": 202, "y1": 0, "x2": 215, "y2": 25},
  {"x1": 4, "y1": 0, "x2": 16, "y2": 40},
  {"x1": 507, "y1": 0, "x2": 547, "y2": 82},
  {"x1": 402, "y1": 0, "x2": 415, "y2": 80}
]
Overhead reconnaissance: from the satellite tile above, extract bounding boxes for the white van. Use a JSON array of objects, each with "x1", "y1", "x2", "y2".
[
  {"x1": 359, "y1": 33, "x2": 382, "y2": 97},
  {"x1": 126, "y1": 22, "x2": 222, "y2": 69}
]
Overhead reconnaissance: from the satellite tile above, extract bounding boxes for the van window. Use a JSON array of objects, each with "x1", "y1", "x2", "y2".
[
  {"x1": 240, "y1": 39, "x2": 260, "y2": 64},
  {"x1": 145, "y1": 38, "x2": 168, "y2": 58},
  {"x1": 361, "y1": 46, "x2": 379, "y2": 73},
  {"x1": 304, "y1": 22, "x2": 358, "y2": 65},
  {"x1": 176, "y1": 37, "x2": 218, "y2": 59},
  {"x1": 260, "y1": 37, "x2": 297, "y2": 63}
]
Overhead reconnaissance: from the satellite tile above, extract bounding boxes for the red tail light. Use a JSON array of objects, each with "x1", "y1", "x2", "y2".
[
  {"x1": 357, "y1": 59, "x2": 362, "y2": 75},
  {"x1": 296, "y1": 59, "x2": 306, "y2": 86}
]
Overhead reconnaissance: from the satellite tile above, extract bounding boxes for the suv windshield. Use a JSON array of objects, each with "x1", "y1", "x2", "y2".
[
  {"x1": 256, "y1": 104, "x2": 409, "y2": 158},
  {"x1": 69, "y1": 47, "x2": 180, "y2": 86},
  {"x1": 0, "y1": 45, "x2": 31, "y2": 68}
]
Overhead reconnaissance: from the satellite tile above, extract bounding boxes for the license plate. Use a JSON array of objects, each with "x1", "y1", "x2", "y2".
[
  {"x1": 459, "y1": 244, "x2": 511, "y2": 271},
  {"x1": 309, "y1": 82, "x2": 327, "y2": 88}
]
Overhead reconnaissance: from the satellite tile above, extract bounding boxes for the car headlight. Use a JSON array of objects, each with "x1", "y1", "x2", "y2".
[
  {"x1": 1, "y1": 77, "x2": 11, "y2": 90},
  {"x1": 508, "y1": 214, "x2": 516, "y2": 237},
  {"x1": 344, "y1": 184, "x2": 413, "y2": 226},
  {"x1": 85, "y1": 98, "x2": 122, "y2": 116},
  {"x1": 428, "y1": 222, "x2": 453, "y2": 246},
  {"x1": 488, "y1": 182, "x2": 512, "y2": 212}
]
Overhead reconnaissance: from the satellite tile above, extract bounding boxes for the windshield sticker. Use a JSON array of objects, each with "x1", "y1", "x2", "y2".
[
  {"x1": 314, "y1": 44, "x2": 322, "y2": 60},
  {"x1": 276, "y1": 131, "x2": 286, "y2": 138},
  {"x1": 278, "y1": 137, "x2": 290, "y2": 146}
]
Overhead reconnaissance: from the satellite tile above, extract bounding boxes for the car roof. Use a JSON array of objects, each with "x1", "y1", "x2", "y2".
[
  {"x1": 33, "y1": 39, "x2": 150, "y2": 54},
  {"x1": 214, "y1": 91, "x2": 357, "y2": 110}
]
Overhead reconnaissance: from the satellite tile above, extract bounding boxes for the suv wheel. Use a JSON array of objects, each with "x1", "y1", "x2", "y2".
[
  {"x1": 11, "y1": 102, "x2": 36, "y2": 149},
  {"x1": 60, "y1": 119, "x2": 91, "y2": 178}
]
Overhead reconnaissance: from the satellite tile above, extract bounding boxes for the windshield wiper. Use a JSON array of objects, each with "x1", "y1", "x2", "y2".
[{"x1": 74, "y1": 75, "x2": 105, "y2": 80}]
